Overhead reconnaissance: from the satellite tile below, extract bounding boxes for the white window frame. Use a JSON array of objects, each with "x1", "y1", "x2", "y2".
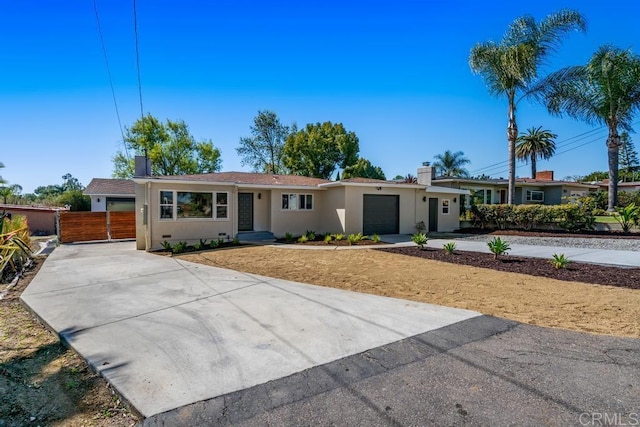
[
  {"x1": 159, "y1": 190, "x2": 230, "y2": 221},
  {"x1": 442, "y1": 199, "x2": 450, "y2": 215},
  {"x1": 526, "y1": 190, "x2": 544, "y2": 203},
  {"x1": 281, "y1": 193, "x2": 314, "y2": 211}
]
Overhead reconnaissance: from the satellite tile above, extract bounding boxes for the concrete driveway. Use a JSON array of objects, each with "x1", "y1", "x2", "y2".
[{"x1": 21, "y1": 242, "x2": 640, "y2": 425}]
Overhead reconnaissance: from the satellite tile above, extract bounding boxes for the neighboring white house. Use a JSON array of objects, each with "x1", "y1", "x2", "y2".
[
  {"x1": 84, "y1": 178, "x2": 135, "y2": 212},
  {"x1": 132, "y1": 165, "x2": 469, "y2": 251}
]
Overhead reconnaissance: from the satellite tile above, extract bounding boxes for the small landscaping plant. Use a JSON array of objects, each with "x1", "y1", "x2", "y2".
[
  {"x1": 347, "y1": 234, "x2": 358, "y2": 245},
  {"x1": 549, "y1": 253, "x2": 570, "y2": 270},
  {"x1": 415, "y1": 220, "x2": 426, "y2": 233},
  {"x1": 323, "y1": 233, "x2": 333, "y2": 244},
  {"x1": 411, "y1": 232, "x2": 428, "y2": 248},
  {"x1": 443, "y1": 242, "x2": 456, "y2": 255},
  {"x1": 614, "y1": 203, "x2": 639, "y2": 232},
  {"x1": 161, "y1": 240, "x2": 173, "y2": 251},
  {"x1": 172, "y1": 241, "x2": 187, "y2": 254},
  {"x1": 372, "y1": 233, "x2": 381, "y2": 243},
  {"x1": 333, "y1": 233, "x2": 344, "y2": 241},
  {"x1": 487, "y1": 237, "x2": 510, "y2": 260},
  {"x1": 232, "y1": 237, "x2": 240, "y2": 245},
  {"x1": 285, "y1": 232, "x2": 294, "y2": 242},
  {"x1": 297, "y1": 235, "x2": 308, "y2": 243},
  {"x1": 304, "y1": 230, "x2": 316, "y2": 241}
]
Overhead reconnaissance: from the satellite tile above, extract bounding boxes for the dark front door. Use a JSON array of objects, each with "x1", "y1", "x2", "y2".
[
  {"x1": 428, "y1": 198, "x2": 438, "y2": 232},
  {"x1": 238, "y1": 193, "x2": 254, "y2": 231}
]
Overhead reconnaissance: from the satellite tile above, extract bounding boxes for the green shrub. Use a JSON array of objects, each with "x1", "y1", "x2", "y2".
[
  {"x1": 443, "y1": 242, "x2": 456, "y2": 255},
  {"x1": 161, "y1": 240, "x2": 173, "y2": 251},
  {"x1": 411, "y1": 232, "x2": 428, "y2": 248},
  {"x1": 297, "y1": 235, "x2": 308, "y2": 243},
  {"x1": 0, "y1": 214, "x2": 32, "y2": 282},
  {"x1": 372, "y1": 233, "x2": 381, "y2": 243},
  {"x1": 592, "y1": 208, "x2": 607, "y2": 217},
  {"x1": 173, "y1": 241, "x2": 187, "y2": 254},
  {"x1": 232, "y1": 237, "x2": 240, "y2": 245},
  {"x1": 324, "y1": 233, "x2": 333, "y2": 243},
  {"x1": 333, "y1": 233, "x2": 344, "y2": 241},
  {"x1": 346, "y1": 234, "x2": 358, "y2": 245},
  {"x1": 194, "y1": 242, "x2": 202, "y2": 251},
  {"x1": 305, "y1": 230, "x2": 316, "y2": 241},
  {"x1": 549, "y1": 253, "x2": 570, "y2": 269},
  {"x1": 487, "y1": 237, "x2": 510, "y2": 260},
  {"x1": 209, "y1": 239, "x2": 219, "y2": 249},
  {"x1": 613, "y1": 202, "x2": 639, "y2": 232},
  {"x1": 285, "y1": 232, "x2": 294, "y2": 242},
  {"x1": 415, "y1": 220, "x2": 426, "y2": 233}
]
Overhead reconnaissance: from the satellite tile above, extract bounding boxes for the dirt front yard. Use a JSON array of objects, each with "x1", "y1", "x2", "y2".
[{"x1": 178, "y1": 246, "x2": 640, "y2": 338}]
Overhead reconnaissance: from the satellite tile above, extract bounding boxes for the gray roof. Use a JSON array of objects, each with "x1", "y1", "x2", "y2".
[{"x1": 84, "y1": 178, "x2": 135, "y2": 196}]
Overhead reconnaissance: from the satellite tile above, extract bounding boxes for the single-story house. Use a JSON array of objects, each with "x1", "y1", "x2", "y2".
[
  {"x1": 84, "y1": 178, "x2": 135, "y2": 212},
  {"x1": 132, "y1": 165, "x2": 469, "y2": 251},
  {"x1": 596, "y1": 180, "x2": 640, "y2": 192},
  {"x1": 0, "y1": 204, "x2": 67, "y2": 236},
  {"x1": 431, "y1": 171, "x2": 598, "y2": 207}
]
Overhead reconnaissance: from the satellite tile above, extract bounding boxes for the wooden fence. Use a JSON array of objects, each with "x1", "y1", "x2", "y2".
[{"x1": 59, "y1": 211, "x2": 135, "y2": 243}]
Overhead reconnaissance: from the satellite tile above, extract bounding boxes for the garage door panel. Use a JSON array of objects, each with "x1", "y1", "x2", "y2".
[{"x1": 363, "y1": 195, "x2": 399, "y2": 235}]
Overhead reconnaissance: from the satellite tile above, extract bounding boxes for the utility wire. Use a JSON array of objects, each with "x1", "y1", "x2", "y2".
[
  {"x1": 93, "y1": 0, "x2": 128, "y2": 159},
  {"x1": 133, "y1": 0, "x2": 148, "y2": 174},
  {"x1": 467, "y1": 120, "x2": 640, "y2": 177}
]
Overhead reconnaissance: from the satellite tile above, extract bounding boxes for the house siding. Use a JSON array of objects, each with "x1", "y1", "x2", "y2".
[
  {"x1": 343, "y1": 186, "x2": 417, "y2": 234},
  {"x1": 269, "y1": 190, "x2": 325, "y2": 237},
  {"x1": 321, "y1": 187, "x2": 346, "y2": 234}
]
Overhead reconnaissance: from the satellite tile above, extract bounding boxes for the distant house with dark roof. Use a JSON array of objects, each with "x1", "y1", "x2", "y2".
[
  {"x1": 84, "y1": 178, "x2": 135, "y2": 212},
  {"x1": 131, "y1": 165, "x2": 470, "y2": 251},
  {"x1": 429, "y1": 170, "x2": 598, "y2": 207}
]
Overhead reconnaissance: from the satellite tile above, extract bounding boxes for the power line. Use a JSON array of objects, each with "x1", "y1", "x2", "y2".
[
  {"x1": 133, "y1": 0, "x2": 144, "y2": 120},
  {"x1": 93, "y1": 0, "x2": 128, "y2": 159},
  {"x1": 467, "y1": 120, "x2": 640, "y2": 177}
]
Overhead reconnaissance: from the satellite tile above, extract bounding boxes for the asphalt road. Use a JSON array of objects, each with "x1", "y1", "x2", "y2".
[{"x1": 144, "y1": 315, "x2": 640, "y2": 426}]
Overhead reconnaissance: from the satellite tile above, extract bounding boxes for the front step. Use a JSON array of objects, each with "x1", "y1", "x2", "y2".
[{"x1": 236, "y1": 231, "x2": 275, "y2": 241}]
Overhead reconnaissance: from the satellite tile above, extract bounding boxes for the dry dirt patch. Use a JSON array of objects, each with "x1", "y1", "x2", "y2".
[
  {"x1": 0, "y1": 257, "x2": 138, "y2": 426},
  {"x1": 178, "y1": 246, "x2": 640, "y2": 338}
]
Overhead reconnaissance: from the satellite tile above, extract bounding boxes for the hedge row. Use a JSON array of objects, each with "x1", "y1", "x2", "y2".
[{"x1": 467, "y1": 202, "x2": 596, "y2": 232}]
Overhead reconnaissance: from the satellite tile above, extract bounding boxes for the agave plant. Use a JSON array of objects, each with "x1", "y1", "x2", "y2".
[{"x1": 0, "y1": 213, "x2": 32, "y2": 282}]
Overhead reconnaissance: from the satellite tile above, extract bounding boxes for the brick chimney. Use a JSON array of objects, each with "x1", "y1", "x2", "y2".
[{"x1": 535, "y1": 170, "x2": 554, "y2": 181}]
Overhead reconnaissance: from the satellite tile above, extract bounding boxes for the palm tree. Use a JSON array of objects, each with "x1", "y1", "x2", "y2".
[
  {"x1": 432, "y1": 150, "x2": 471, "y2": 177},
  {"x1": 535, "y1": 46, "x2": 640, "y2": 210},
  {"x1": 469, "y1": 9, "x2": 586, "y2": 204},
  {"x1": 516, "y1": 127, "x2": 557, "y2": 178}
]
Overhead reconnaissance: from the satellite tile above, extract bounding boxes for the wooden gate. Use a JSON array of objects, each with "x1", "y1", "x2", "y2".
[{"x1": 59, "y1": 211, "x2": 135, "y2": 243}]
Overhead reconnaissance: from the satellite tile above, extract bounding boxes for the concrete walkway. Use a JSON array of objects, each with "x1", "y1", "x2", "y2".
[
  {"x1": 272, "y1": 234, "x2": 640, "y2": 267},
  {"x1": 21, "y1": 242, "x2": 479, "y2": 418}
]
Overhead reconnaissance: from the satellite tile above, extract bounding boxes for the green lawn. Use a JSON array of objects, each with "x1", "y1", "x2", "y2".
[{"x1": 595, "y1": 215, "x2": 619, "y2": 223}]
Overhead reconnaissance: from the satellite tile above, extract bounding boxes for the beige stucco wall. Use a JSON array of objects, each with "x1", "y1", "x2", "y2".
[
  {"x1": 237, "y1": 190, "x2": 271, "y2": 232},
  {"x1": 321, "y1": 187, "x2": 346, "y2": 234},
  {"x1": 140, "y1": 182, "x2": 236, "y2": 250},
  {"x1": 269, "y1": 189, "x2": 326, "y2": 237},
  {"x1": 424, "y1": 191, "x2": 462, "y2": 232}
]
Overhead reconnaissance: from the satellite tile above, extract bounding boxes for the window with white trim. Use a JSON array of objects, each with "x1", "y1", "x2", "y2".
[
  {"x1": 160, "y1": 190, "x2": 229, "y2": 220},
  {"x1": 282, "y1": 193, "x2": 313, "y2": 210},
  {"x1": 526, "y1": 190, "x2": 544, "y2": 203},
  {"x1": 442, "y1": 199, "x2": 450, "y2": 214}
]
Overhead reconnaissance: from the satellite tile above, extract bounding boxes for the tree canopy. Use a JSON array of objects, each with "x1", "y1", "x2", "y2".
[
  {"x1": 619, "y1": 132, "x2": 639, "y2": 181},
  {"x1": 535, "y1": 46, "x2": 640, "y2": 209},
  {"x1": 341, "y1": 158, "x2": 386, "y2": 180},
  {"x1": 469, "y1": 9, "x2": 586, "y2": 204},
  {"x1": 113, "y1": 114, "x2": 222, "y2": 178},
  {"x1": 432, "y1": 150, "x2": 470, "y2": 177},
  {"x1": 283, "y1": 121, "x2": 359, "y2": 179},
  {"x1": 237, "y1": 110, "x2": 293, "y2": 174},
  {"x1": 515, "y1": 127, "x2": 557, "y2": 178}
]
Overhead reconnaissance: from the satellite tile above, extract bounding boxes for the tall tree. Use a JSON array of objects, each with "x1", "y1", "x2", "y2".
[
  {"x1": 113, "y1": 114, "x2": 222, "y2": 178},
  {"x1": 0, "y1": 184, "x2": 22, "y2": 204},
  {"x1": 535, "y1": 46, "x2": 640, "y2": 210},
  {"x1": 469, "y1": 9, "x2": 586, "y2": 204},
  {"x1": 619, "y1": 132, "x2": 639, "y2": 181},
  {"x1": 515, "y1": 126, "x2": 557, "y2": 178},
  {"x1": 283, "y1": 121, "x2": 359, "y2": 179},
  {"x1": 237, "y1": 110, "x2": 293, "y2": 174},
  {"x1": 341, "y1": 158, "x2": 386, "y2": 180},
  {"x1": 432, "y1": 150, "x2": 470, "y2": 177}
]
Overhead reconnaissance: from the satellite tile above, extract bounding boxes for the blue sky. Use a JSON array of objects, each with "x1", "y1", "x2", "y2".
[{"x1": 1, "y1": 0, "x2": 639, "y2": 193}]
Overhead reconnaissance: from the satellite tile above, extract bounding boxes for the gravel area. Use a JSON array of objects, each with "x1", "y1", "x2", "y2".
[{"x1": 454, "y1": 234, "x2": 640, "y2": 251}]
